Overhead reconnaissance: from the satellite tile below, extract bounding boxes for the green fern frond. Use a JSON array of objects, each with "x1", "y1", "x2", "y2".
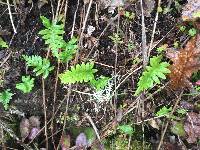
[
  {"x1": 90, "y1": 76, "x2": 110, "y2": 91},
  {"x1": 39, "y1": 16, "x2": 78, "y2": 62},
  {"x1": 59, "y1": 62, "x2": 98, "y2": 84},
  {"x1": 0, "y1": 89, "x2": 13, "y2": 110},
  {"x1": 135, "y1": 56, "x2": 171, "y2": 95},
  {"x1": 0, "y1": 37, "x2": 8, "y2": 48},
  {"x1": 59, "y1": 37, "x2": 78, "y2": 62},
  {"x1": 39, "y1": 16, "x2": 65, "y2": 57},
  {"x1": 16, "y1": 76, "x2": 34, "y2": 93},
  {"x1": 23, "y1": 55, "x2": 54, "y2": 79}
]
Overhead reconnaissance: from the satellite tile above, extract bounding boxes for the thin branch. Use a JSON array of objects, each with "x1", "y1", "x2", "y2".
[
  {"x1": 78, "y1": 0, "x2": 93, "y2": 47},
  {"x1": 140, "y1": 0, "x2": 148, "y2": 67},
  {"x1": 157, "y1": 91, "x2": 183, "y2": 150},
  {"x1": 148, "y1": 0, "x2": 162, "y2": 58},
  {"x1": 7, "y1": 0, "x2": 17, "y2": 33}
]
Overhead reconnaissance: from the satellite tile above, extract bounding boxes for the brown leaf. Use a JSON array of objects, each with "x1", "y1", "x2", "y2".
[
  {"x1": 29, "y1": 116, "x2": 40, "y2": 128},
  {"x1": 184, "y1": 112, "x2": 200, "y2": 143},
  {"x1": 167, "y1": 34, "x2": 200, "y2": 89},
  {"x1": 20, "y1": 118, "x2": 30, "y2": 142},
  {"x1": 180, "y1": 101, "x2": 194, "y2": 110},
  {"x1": 186, "y1": 112, "x2": 200, "y2": 126}
]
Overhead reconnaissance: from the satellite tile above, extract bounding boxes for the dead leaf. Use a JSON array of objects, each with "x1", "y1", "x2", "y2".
[
  {"x1": 29, "y1": 116, "x2": 40, "y2": 128},
  {"x1": 148, "y1": 119, "x2": 159, "y2": 130},
  {"x1": 20, "y1": 118, "x2": 30, "y2": 142},
  {"x1": 183, "y1": 112, "x2": 200, "y2": 143},
  {"x1": 167, "y1": 34, "x2": 200, "y2": 89}
]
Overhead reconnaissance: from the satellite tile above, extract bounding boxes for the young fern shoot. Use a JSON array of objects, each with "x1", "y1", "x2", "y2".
[{"x1": 135, "y1": 56, "x2": 171, "y2": 95}]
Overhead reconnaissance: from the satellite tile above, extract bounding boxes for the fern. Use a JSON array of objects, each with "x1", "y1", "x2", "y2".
[
  {"x1": 59, "y1": 62, "x2": 97, "y2": 84},
  {"x1": 59, "y1": 37, "x2": 78, "y2": 62},
  {"x1": 135, "y1": 56, "x2": 171, "y2": 95},
  {"x1": 39, "y1": 16, "x2": 78, "y2": 62},
  {"x1": 16, "y1": 76, "x2": 34, "y2": 93},
  {"x1": 90, "y1": 76, "x2": 110, "y2": 91},
  {"x1": 0, "y1": 89, "x2": 13, "y2": 110},
  {"x1": 0, "y1": 37, "x2": 8, "y2": 48},
  {"x1": 156, "y1": 106, "x2": 172, "y2": 117},
  {"x1": 39, "y1": 16, "x2": 65, "y2": 57},
  {"x1": 23, "y1": 55, "x2": 54, "y2": 79}
]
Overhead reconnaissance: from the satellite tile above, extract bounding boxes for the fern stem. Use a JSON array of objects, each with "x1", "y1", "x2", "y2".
[
  {"x1": 43, "y1": 48, "x2": 51, "y2": 149},
  {"x1": 42, "y1": 79, "x2": 48, "y2": 149},
  {"x1": 51, "y1": 60, "x2": 60, "y2": 149}
]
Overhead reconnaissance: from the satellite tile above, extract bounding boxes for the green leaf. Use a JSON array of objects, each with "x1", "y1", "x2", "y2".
[
  {"x1": 118, "y1": 124, "x2": 134, "y2": 135},
  {"x1": 176, "y1": 108, "x2": 187, "y2": 115},
  {"x1": 59, "y1": 62, "x2": 97, "y2": 84},
  {"x1": 39, "y1": 16, "x2": 65, "y2": 58},
  {"x1": 23, "y1": 55, "x2": 54, "y2": 79},
  {"x1": 39, "y1": 16, "x2": 78, "y2": 62},
  {"x1": 171, "y1": 122, "x2": 186, "y2": 137},
  {"x1": 16, "y1": 76, "x2": 34, "y2": 93},
  {"x1": 135, "y1": 56, "x2": 170, "y2": 95},
  {"x1": 59, "y1": 37, "x2": 78, "y2": 62},
  {"x1": 156, "y1": 106, "x2": 172, "y2": 117},
  {"x1": 90, "y1": 76, "x2": 110, "y2": 91},
  {"x1": 0, "y1": 37, "x2": 8, "y2": 48},
  {"x1": 188, "y1": 28, "x2": 197, "y2": 37},
  {"x1": 0, "y1": 89, "x2": 13, "y2": 110},
  {"x1": 40, "y1": 16, "x2": 51, "y2": 28},
  {"x1": 84, "y1": 127, "x2": 96, "y2": 146}
]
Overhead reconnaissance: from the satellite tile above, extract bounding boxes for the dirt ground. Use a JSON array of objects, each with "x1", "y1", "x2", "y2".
[{"x1": 0, "y1": 0, "x2": 200, "y2": 149}]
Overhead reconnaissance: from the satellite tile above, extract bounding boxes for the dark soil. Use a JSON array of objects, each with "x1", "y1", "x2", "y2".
[{"x1": 1, "y1": 0, "x2": 199, "y2": 149}]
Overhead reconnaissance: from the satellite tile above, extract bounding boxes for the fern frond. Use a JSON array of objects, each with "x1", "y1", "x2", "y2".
[
  {"x1": 59, "y1": 37, "x2": 78, "y2": 62},
  {"x1": 16, "y1": 76, "x2": 34, "y2": 93},
  {"x1": 39, "y1": 16, "x2": 65, "y2": 57},
  {"x1": 0, "y1": 37, "x2": 8, "y2": 48},
  {"x1": 90, "y1": 76, "x2": 110, "y2": 91},
  {"x1": 23, "y1": 55, "x2": 54, "y2": 79},
  {"x1": 135, "y1": 56, "x2": 171, "y2": 95},
  {"x1": 0, "y1": 89, "x2": 13, "y2": 110},
  {"x1": 39, "y1": 16, "x2": 78, "y2": 62},
  {"x1": 59, "y1": 62, "x2": 97, "y2": 84}
]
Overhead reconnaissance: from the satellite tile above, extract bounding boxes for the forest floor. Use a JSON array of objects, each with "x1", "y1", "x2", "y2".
[{"x1": 0, "y1": 0, "x2": 200, "y2": 149}]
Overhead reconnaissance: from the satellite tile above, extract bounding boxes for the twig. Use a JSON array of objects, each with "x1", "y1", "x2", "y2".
[
  {"x1": 78, "y1": 0, "x2": 93, "y2": 47},
  {"x1": 6, "y1": 0, "x2": 16, "y2": 33},
  {"x1": 50, "y1": 0, "x2": 55, "y2": 20},
  {"x1": 86, "y1": 14, "x2": 119, "y2": 59},
  {"x1": 71, "y1": 0, "x2": 80, "y2": 38},
  {"x1": 157, "y1": 91, "x2": 183, "y2": 150},
  {"x1": 148, "y1": 0, "x2": 162, "y2": 58},
  {"x1": 140, "y1": 0, "x2": 148, "y2": 67},
  {"x1": 113, "y1": 8, "x2": 121, "y2": 116},
  {"x1": 0, "y1": 52, "x2": 12, "y2": 68},
  {"x1": 85, "y1": 113, "x2": 101, "y2": 142},
  {"x1": 42, "y1": 79, "x2": 48, "y2": 150}
]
